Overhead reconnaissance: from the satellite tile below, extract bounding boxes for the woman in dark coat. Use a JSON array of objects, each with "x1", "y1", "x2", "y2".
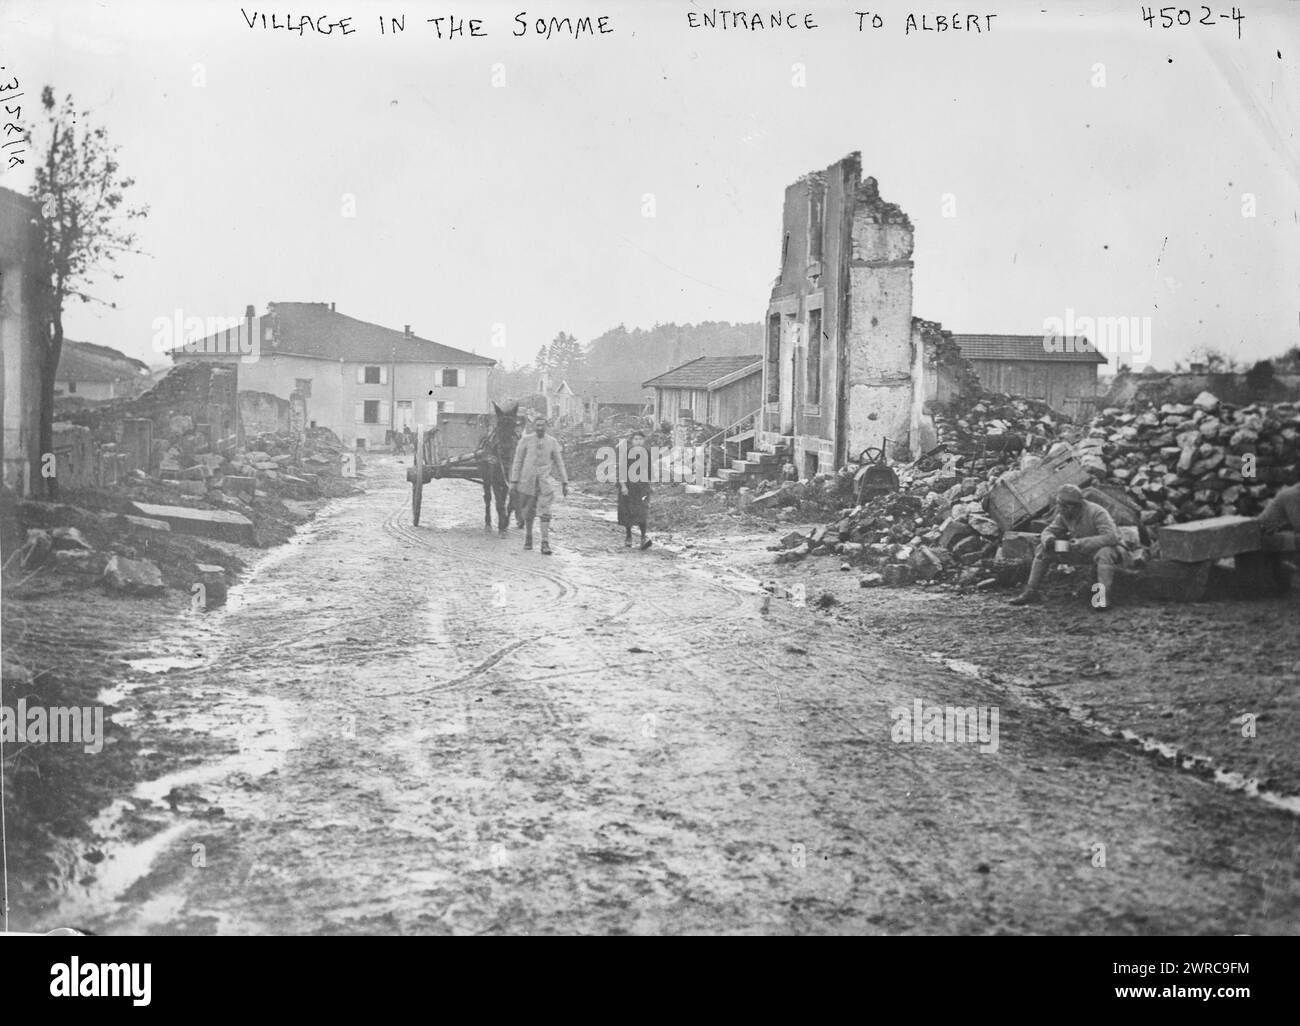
[{"x1": 617, "y1": 430, "x2": 653, "y2": 549}]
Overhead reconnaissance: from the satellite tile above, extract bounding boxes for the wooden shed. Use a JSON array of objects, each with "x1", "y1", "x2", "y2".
[
  {"x1": 644, "y1": 356, "x2": 763, "y2": 429},
  {"x1": 952, "y1": 334, "x2": 1106, "y2": 416}
]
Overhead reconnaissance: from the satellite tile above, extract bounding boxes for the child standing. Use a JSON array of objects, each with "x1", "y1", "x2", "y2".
[{"x1": 617, "y1": 431, "x2": 653, "y2": 550}]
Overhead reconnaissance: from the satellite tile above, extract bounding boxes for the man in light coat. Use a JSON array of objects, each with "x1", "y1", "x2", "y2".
[
  {"x1": 1009, "y1": 483, "x2": 1122, "y2": 610},
  {"x1": 509, "y1": 417, "x2": 568, "y2": 554}
]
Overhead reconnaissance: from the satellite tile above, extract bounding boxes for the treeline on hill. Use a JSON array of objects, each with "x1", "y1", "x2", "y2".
[{"x1": 488, "y1": 321, "x2": 763, "y2": 404}]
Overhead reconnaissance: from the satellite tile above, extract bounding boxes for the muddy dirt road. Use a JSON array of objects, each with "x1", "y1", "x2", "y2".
[{"x1": 29, "y1": 457, "x2": 1300, "y2": 934}]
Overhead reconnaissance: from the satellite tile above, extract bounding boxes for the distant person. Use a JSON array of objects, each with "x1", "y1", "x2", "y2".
[
  {"x1": 1009, "y1": 484, "x2": 1121, "y2": 610},
  {"x1": 509, "y1": 416, "x2": 568, "y2": 555},
  {"x1": 617, "y1": 430, "x2": 653, "y2": 550}
]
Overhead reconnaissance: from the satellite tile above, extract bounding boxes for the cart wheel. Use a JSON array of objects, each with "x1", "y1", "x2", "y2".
[{"x1": 858, "y1": 447, "x2": 885, "y2": 465}]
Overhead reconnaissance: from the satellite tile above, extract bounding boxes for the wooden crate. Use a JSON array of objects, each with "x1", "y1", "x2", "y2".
[{"x1": 986, "y1": 451, "x2": 1091, "y2": 532}]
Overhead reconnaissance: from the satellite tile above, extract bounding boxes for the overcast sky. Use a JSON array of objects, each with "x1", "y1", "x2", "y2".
[{"x1": 6, "y1": 0, "x2": 1298, "y2": 372}]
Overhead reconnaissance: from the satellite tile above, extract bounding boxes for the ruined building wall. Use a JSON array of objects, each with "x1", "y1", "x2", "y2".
[{"x1": 843, "y1": 177, "x2": 915, "y2": 460}]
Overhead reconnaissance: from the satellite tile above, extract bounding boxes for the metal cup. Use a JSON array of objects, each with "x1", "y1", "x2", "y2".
[{"x1": 1054, "y1": 539, "x2": 1070, "y2": 553}]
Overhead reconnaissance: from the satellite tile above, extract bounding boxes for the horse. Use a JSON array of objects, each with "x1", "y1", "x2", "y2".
[{"x1": 480, "y1": 402, "x2": 521, "y2": 534}]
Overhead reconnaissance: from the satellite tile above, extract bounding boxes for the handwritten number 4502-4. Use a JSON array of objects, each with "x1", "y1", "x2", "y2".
[{"x1": 1139, "y1": 7, "x2": 1244, "y2": 36}]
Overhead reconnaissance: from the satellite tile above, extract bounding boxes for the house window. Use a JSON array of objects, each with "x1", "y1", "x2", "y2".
[
  {"x1": 442, "y1": 368, "x2": 459, "y2": 387},
  {"x1": 766, "y1": 314, "x2": 781, "y2": 402},
  {"x1": 68, "y1": 381, "x2": 77, "y2": 394},
  {"x1": 363, "y1": 365, "x2": 382, "y2": 384},
  {"x1": 805, "y1": 308, "x2": 822, "y2": 406},
  {"x1": 295, "y1": 377, "x2": 312, "y2": 397},
  {"x1": 363, "y1": 400, "x2": 381, "y2": 423}
]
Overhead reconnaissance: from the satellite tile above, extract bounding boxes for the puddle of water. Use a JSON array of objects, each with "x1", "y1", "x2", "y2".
[
  {"x1": 125, "y1": 655, "x2": 208, "y2": 675},
  {"x1": 96, "y1": 679, "x2": 147, "y2": 706},
  {"x1": 134, "y1": 695, "x2": 292, "y2": 809}
]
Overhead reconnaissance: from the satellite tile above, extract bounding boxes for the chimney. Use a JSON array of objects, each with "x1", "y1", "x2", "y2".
[
  {"x1": 330, "y1": 301, "x2": 335, "y2": 312},
  {"x1": 404, "y1": 325, "x2": 412, "y2": 337}
]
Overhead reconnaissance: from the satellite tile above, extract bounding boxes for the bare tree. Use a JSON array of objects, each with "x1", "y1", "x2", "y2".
[{"x1": 29, "y1": 86, "x2": 147, "y2": 497}]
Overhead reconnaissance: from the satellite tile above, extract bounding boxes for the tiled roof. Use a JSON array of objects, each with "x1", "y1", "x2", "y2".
[
  {"x1": 953, "y1": 334, "x2": 1108, "y2": 364},
  {"x1": 642, "y1": 356, "x2": 763, "y2": 390},
  {"x1": 268, "y1": 302, "x2": 497, "y2": 366},
  {"x1": 57, "y1": 340, "x2": 151, "y2": 383}
]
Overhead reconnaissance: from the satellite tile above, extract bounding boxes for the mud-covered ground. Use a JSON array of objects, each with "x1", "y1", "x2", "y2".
[
  {"x1": 677, "y1": 524, "x2": 1300, "y2": 804},
  {"x1": 6, "y1": 457, "x2": 1299, "y2": 935}
]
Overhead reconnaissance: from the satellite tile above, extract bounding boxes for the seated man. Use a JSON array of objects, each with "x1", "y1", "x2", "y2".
[
  {"x1": 1009, "y1": 484, "x2": 1122, "y2": 610},
  {"x1": 1255, "y1": 481, "x2": 1300, "y2": 549}
]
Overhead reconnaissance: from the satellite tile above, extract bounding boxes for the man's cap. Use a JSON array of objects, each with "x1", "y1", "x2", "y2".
[{"x1": 1056, "y1": 484, "x2": 1085, "y2": 504}]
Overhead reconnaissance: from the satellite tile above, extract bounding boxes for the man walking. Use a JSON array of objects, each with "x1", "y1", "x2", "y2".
[
  {"x1": 1009, "y1": 484, "x2": 1121, "y2": 610},
  {"x1": 509, "y1": 416, "x2": 568, "y2": 555}
]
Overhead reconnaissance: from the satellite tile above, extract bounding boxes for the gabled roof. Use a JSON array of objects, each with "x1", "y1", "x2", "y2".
[
  {"x1": 267, "y1": 302, "x2": 496, "y2": 366},
  {"x1": 57, "y1": 340, "x2": 151, "y2": 382},
  {"x1": 953, "y1": 334, "x2": 1107, "y2": 364},
  {"x1": 642, "y1": 355, "x2": 763, "y2": 391}
]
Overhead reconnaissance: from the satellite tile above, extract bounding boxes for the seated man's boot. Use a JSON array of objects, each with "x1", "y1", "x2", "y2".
[
  {"x1": 1093, "y1": 561, "x2": 1116, "y2": 611},
  {"x1": 1009, "y1": 557, "x2": 1048, "y2": 605}
]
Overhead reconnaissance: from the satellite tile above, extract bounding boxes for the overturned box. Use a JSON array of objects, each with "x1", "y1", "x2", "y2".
[
  {"x1": 985, "y1": 451, "x2": 1091, "y2": 532},
  {"x1": 1156, "y1": 515, "x2": 1261, "y2": 563}
]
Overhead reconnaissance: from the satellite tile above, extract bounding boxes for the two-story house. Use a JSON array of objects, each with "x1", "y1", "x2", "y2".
[{"x1": 171, "y1": 301, "x2": 496, "y2": 449}]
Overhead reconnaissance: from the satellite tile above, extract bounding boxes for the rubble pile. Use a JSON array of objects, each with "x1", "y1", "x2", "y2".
[
  {"x1": 766, "y1": 392, "x2": 1072, "y2": 586},
  {"x1": 768, "y1": 389, "x2": 1300, "y2": 590},
  {"x1": 1077, "y1": 392, "x2": 1300, "y2": 525},
  {"x1": 14, "y1": 364, "x2": 361, "y2": 599},
  {"x1": 155, "y1": 426, "x2": 350, "y2": 505}
]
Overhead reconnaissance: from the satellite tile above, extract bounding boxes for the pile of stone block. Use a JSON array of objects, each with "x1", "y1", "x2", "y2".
[{"x1": 1078, "y1": 392, "x2": 1300, "y2": 526}]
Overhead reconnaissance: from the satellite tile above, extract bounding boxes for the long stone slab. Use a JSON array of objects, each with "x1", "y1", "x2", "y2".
[
  {"x1": 132, "y1": 502, "x2": 255, "y2": 545},
  {"x1": 1157, "y1": 514, "x2": 1261, "y2": 563}
]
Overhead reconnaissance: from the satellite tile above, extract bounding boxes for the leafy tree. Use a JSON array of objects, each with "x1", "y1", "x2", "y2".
[{"x1": 29, "y1": 87, "x2": 148, "y2": 496}]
